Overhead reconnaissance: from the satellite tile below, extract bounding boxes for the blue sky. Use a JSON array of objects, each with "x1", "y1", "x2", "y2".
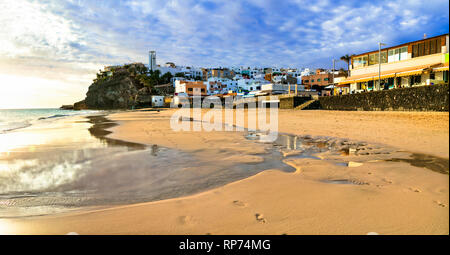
[{"x1": 0, "y1": 0, "x2": 448, "y2": 108}]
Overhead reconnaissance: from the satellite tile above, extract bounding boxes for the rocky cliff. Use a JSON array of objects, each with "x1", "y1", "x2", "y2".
[
  {"x1": 83, "y1": 63, "x2": 146, "y2": 109},
  {"x1": 76, "y1": 62, "x2": 174, "y2": 109}
]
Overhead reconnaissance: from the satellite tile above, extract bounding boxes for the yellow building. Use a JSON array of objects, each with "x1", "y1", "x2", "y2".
[{"x1": 339, "y1": 34, "x2": 449, "y2": 93}]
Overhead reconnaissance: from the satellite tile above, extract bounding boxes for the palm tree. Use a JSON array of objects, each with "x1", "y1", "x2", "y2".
[{"x1": 340, "y1": 54, "x2": 354, "y2": 76}]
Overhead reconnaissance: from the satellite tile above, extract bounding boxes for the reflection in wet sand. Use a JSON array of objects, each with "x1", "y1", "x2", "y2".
[
  {"x1": 85, "y1": 115, "x2": 147, "y2": 150},
  {"x1": 386, "y1": 154, "x2": 449, "y2": 175},
  {"x1": 252, "y1": 131, "x2": 449, "y2": 175}
]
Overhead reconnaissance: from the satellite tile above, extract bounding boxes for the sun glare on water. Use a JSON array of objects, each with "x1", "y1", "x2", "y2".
[{"x1": 0, "y1": 131, "x2": 43, "y2": 157}]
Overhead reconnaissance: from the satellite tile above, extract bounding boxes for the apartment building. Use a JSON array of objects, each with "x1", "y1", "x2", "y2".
[
  {"x1": 206, "y1": 77, "x2": 239, "y2": 94},
  {"x1": 174, "y1": 80, "x2": 208, "y2": 97},
  {"x1": 207, "y1": 68, "x2": 235, "y2": 79},
  {"x1": 339, "y1": 34, "x2": 449, "y2": 93},
  {"x1": 301, "y1": 69, "x2": 334, "y2": 90}
]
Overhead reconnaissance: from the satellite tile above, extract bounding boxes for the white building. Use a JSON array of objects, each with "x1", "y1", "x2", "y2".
[
  {"x1": 155, "y1": 65, "x2": 202, "y2": 79},
  {"x1": 301, "y1": 68, "x2": 314, "y2": 76},
  {"x1": 146, "y1": 51, "x2": 202, "y2": 79},
  {"x1": 237, "y1": 78, "x2": 271, "y2": 92},
  {"x1": 205, "y1": 77, "x2": 240, "y2": 94},
  {"x1": 151, "y1": 96, "x2": 165, "y2": 107}
]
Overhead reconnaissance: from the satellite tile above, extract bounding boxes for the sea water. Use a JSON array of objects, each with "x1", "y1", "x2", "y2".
[{"x1": 0, "y1": 108, "x2": 100, "y2": 133}]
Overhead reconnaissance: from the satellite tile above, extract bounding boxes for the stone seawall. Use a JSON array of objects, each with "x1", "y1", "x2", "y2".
[{"x1": 318, "y1": 83, "x2": 449, "y2": 111}]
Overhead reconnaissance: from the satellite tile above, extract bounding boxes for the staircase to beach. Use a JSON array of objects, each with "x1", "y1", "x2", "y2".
[{"x1": 295, "y1": 99, "x2": 319, "y2": 110}]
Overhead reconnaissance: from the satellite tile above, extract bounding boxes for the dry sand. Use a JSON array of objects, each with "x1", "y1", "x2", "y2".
[{"x1": 3, "y1": 109, "x2": 448, "y2": 235}]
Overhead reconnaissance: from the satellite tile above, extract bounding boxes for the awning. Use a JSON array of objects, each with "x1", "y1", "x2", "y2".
[
  {"x1": 396, "y1": 69, "x2": 424, "y2": 77},
  {"x1": 433, "y1": 62, "x2": 449, "y2": 72},
  {"x1": 338, "y1": 64, "x2": 441, "y2": 85},
  {"x1": 434, "y1": 66, "x2": 449, "y2": 71}
]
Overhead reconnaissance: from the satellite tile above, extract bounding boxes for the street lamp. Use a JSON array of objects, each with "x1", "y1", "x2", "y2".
[
  {"x1": 378, "y1": 42, "x2": 386, "y2": 91},
  {"x1": 332, "y1": 59, "x2": 336, "y2": 95},
  {"x1": 331, "y1": 59, "x2": 340, "y2": 95}
]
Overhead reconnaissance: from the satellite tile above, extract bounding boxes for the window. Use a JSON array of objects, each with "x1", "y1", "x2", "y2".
[
  {"x1": 396, "y1": 77, "x2": 402, "y2": 87},
  {"x1": 188, "y1": 88, "x2": 193, "y2": 91},
  {"x1": 353, "y1": 55, "x2": 368, "y2": 68},
  {"x1": 317, "y1": 79, "x2": 321, "y2": 82},
  {"x1": 412, "y1": 37, "x2": 442, "y2": 58},
  {"x1": 324, "y1": 78, "x2": 329, "y2": 81},
  {"x1": 424, "y1": 41, "x2": 430, "y2": 55},
  {"x1": 369, "y1": 51, "x2": 387, "y2": 65},
  {"x1": 400, "y1": 46, "x2": 408, "y2": 60},
  {"x1": 430, "y1": 39, "x2": 436, "y2": 54},
  {"x1": 412, "y1": 75, "x2": 421, "y2": 84},
  {"x1": 311, "y1": 79, "x2": 314, "y2": 82},
  {"x1": 418, "y1": 43, "x2": 424, "y2": 56},
  {"x1": 388, "y1": 46, "x2": 408, "y2": 62},
  {"x1": 369, "y1": 53, "x2": 378, "y2": 65},
  {"x1": 430, "y1": 73, "x2": 435, "y2": 80},
  {"x1": 436, "y1": 38, "x2": 442, "y2": 53},
  {"x1": 412, "y1": 44, "x2": 418, "y2": 58}
]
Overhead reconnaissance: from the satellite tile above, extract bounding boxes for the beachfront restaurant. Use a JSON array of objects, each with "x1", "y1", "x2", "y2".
[{"x1": 338, "y1": 34, "x2": 449, "y2": 93}]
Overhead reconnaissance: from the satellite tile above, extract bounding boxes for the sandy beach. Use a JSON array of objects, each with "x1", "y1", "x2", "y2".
[{"x1": 1, "y1": 109, "x2": 448, "y2": 235}]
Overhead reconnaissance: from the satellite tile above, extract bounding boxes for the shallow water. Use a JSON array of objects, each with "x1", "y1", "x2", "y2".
[
  {"x1": 0, "y1": 115, "x2": 296, "y2": 217},
  {"x1": 249, "y1": 131, "x2": 449, "y2": 175}
]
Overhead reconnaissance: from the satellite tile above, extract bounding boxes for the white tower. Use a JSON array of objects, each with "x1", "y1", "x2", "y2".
[{"x1": 149, "y1": 51, "x2": 156, "y2": 71}]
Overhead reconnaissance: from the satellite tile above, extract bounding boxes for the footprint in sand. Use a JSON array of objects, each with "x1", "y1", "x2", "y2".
[
  {"x1": 409, "y1": 187, "x2": 422, "y2": 193},
  {"x1": 178, "y1": 215, "x2": 194, "y2": 225},
  {"x1": 382, "y1": 178, "x2": 393, "y2": 184},
  {"x1": 255, "y1": 213, "x2": 267, "y2": 223},
  {"x1": 434, "y1": 201, "x2": 447, "y2": 208},
  {"x1": 233, "y1": 200, "x2": 248, "y2": 208}
]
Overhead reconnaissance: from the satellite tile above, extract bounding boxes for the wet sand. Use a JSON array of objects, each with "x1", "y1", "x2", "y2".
[{"x1": 2, "y1": 109, "x2": 448, "y2": 235}]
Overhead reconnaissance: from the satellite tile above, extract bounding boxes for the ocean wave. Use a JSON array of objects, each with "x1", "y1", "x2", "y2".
[
  {"x1": 38, "y1": 114, "x2": 69, "y2": 120},
  {"x1": 0, "y1": 109, "x2": 103, "y2": 134},
  {"x1": 0, "y1": 121, "x2": 32, "y2": 133}
]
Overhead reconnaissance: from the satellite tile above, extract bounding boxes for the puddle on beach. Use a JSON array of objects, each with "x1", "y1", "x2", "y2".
[
  {"x1": 0, "y1": 115, "x2": 447, "y2": 218},
  {"x1": 249, "y1": 131, "x2": 449, "y2": 175}
]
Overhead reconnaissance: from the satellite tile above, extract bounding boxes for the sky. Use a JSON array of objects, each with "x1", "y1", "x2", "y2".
[{"x1": 0, "y1": 0, "x2": 448, "y2": 108}]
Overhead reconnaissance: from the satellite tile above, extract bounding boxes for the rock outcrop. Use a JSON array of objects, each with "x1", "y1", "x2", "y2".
[
  {"x1": 83, "y1": 63, "x2": 151, "y2": 109},
  {"x1": 60, "y1": 105, "x2": 74, "y2": 110},
  {"x1": 134, "y1": 87, "x2": 152, "y2": 108},
  {"x1": 73, "y1": 100, "x2": 87, "y2": 110}
]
